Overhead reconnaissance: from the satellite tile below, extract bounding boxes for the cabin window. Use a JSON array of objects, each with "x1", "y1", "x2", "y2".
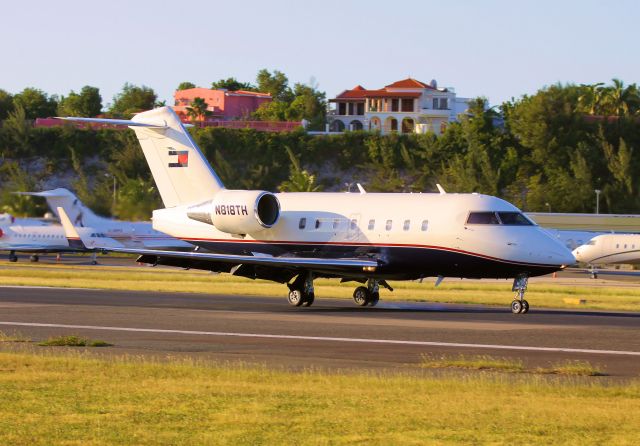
[
  {"x1": 333, "y1": 219, "x2": 339, "y2": 229},
  {"x1": 403, "y1": 220, "x2": 410, "y2": 231},
  {"x1": 368, "y1": 219, "x2": 375, "y2": 230},
  {"x1": 386, "y1": 220, "x2": 393, "y2": 231},
  {"x1": 624, "y1": 244, "x2": 628, "y2": 249},
  {"x1": 497, "y1": 212, "x2": 534, "y2": 225},
  {"x1": 350, "y1": 219, "x2": 357, "y2": 230},
  {"x1": 616, "y1": 244, "x2": 620, "y2": 249},
  {"x1": 315, "y1": 219, "x2": 321, "y2": 229},
  {"x1": 421, "y1": 220, "x2": 429, "y2": 231},
  {"x1": 299, "y1": 218, "x2": 306, "y2": 230},
  {"x1": 466, "y1": 212, "x2": 500, "y2": 225}
]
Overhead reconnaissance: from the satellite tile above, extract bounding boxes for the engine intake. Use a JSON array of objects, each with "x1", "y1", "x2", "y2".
[{"x1": 187, "y1": 190, "x2": 280, "y2": 235}]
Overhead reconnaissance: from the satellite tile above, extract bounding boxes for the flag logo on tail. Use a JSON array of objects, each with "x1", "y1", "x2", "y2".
[{"x1": 168, "y1": 149, "x2": 189, "y2": 167}]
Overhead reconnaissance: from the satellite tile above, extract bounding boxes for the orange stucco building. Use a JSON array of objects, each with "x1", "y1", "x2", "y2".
[{"x1": 173, "y1": 87, "x2": 271, "y2": 121}]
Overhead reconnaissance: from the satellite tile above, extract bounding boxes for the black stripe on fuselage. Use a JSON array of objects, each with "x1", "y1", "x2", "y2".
[{"x1": 186, "y1": 240, "x2": 561, "y2": 279}]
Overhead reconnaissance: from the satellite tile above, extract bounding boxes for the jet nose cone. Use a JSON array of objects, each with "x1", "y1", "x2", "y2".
[
  {"x1": 559, "y1": 250, "x2": 577, "y2": 267},
  {"x1": 572, "y1": 247, "x2": 583, "y2": 262}
]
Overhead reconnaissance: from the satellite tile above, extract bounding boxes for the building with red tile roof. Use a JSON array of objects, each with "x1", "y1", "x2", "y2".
[{"x1": 328, "y1": 77, "x2": 471, "y2": 134}]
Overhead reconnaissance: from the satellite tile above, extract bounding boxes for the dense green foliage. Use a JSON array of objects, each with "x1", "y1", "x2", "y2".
[
  {"x1": 0, "y1": 80, "x2": 638, "y2": 220},
  {"x1": 57, "y1": 86, "x2": 102, "y2": 117},
  {"x1": 108, "y1": 83, "x2": 157, "y2": 117}
]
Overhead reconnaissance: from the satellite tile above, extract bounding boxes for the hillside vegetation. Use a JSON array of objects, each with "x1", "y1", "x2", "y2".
[{"x1": 1, "y1": 80, "x2": 639, "y2": 220}]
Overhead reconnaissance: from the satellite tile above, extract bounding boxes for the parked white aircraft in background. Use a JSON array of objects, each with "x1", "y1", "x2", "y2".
[
  {"x1": 0, "y1": 222, "x2": 76, "y2": 262},
  {"x1": 58, "y1": 107, "x2": 575, "y2": 314},
  {"x1": 1, "y1": 188, "x2": 193, "y2": 262},
  {"x1": 573, "y1": 234, "x2": 640, "y2": 277},
  {"x1": 17, "y1": 188, "x2": 193, "y2": 250}
]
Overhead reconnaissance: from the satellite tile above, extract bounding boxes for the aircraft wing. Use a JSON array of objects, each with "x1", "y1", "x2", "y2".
[{"x1": 93, "y1": 246, "x2": 379, "y2": 272}]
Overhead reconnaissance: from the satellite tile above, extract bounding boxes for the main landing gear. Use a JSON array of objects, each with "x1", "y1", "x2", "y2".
[
  {"x1": 511, "y1": 274, "x2": 529, "y2": 314},
  {"x1": 30, "y1": 254, "x2": 39, "y2": 263},
  {"x1": 287, "y1": 271, "x2": 315, "y2": 307},
  {"x1": 9, "y1": 251, "x2": 18, "y2": 262}
]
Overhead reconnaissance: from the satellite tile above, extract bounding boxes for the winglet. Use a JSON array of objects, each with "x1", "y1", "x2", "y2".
[
  {"x1": 436, "y1": 184, "x2": 446, "y2": 194},
  {"x1": 356, "y1": 183, "x2": 367, "y2": 194},
  {"x1": 57, "y1": 207, "x2": 85, "y2": 250}
]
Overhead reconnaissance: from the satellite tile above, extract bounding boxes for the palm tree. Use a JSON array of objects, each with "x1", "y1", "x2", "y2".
[
  {"x1": 601, "y1": 79, "x2": 640, "y2": 117},
  {"x1": 578, "y1": 82, "x2": 604, "y2": 114},
  {"x1": 279, "y1": 146, "x2": 322, "y2": 192},
  {"x1": 186, "y1": 97, "x2": 209, "y2": 123}
]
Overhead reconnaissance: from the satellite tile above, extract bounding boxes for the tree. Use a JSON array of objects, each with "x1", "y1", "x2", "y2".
[
  {"x1": 211, "y1": 77, "x2": 254, "y2": 91},
  {"x1": 57, "y1": 86, "x2": 102, "y2": 117},
  {"x1": 279, "y1": 146, "x2": 321, "y2": 192},
  {"x1": 0, "y1": 160, "x2": 47, "y2": 217},
  {"x1": 177, "y1": 81, "x2": 196, "y2": 90},
  {"x1": 256, "y1": 69, "x2": 292, "y2": 101},
  {"x1": 109, "y1": 83, "x2": 157, "y2": 117},
  {"x1": 186, "y1": 97, "x2": 210, "y2": 122},
  {"x1": 0, "y1": 89, "x2": 13, "y2": 120},
  {"x1": 287, "y1": 82, "x2": 326, "y2": 129},
  {"x1": 12, "y1": 88, "x2": 58, "y2": 119},
  {"x1": 3, "y1": 105, "x2": 31, "y2": 155}
]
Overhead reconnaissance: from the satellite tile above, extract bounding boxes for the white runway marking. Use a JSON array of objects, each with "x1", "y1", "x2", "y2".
[{"x1": 1, "y1": 321, "x2": 639, "y2": 357}]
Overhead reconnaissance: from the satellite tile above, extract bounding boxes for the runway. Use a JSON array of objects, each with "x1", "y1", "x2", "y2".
[{"x1": 0, "y1": 286, "x2": 638, "y2": 377}]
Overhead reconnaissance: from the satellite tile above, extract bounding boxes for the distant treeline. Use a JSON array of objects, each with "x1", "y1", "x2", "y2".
[{"x1": 0, "y1": 80, "x2": 639, "y2": 220}]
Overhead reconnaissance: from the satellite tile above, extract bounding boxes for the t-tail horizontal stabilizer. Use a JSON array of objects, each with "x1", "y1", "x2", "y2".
[{"x1": 56, "y1": 107, "x2": 225, "y2": 208}]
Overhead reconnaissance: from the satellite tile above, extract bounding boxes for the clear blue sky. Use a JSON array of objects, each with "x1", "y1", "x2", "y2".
[{"x1": 2, "y1": 0, "x2": 638, "y2": 107}]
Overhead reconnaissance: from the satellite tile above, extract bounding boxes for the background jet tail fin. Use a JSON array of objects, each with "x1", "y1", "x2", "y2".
[
  {"x1": 58, "y1": 207, "x2": 85, "y2": 250},
  {"x1": 58, "y1": 207, "x2": 124, "y2": 250},
  {"x1": 16, "y1": 188, "x2": 108, "y2": 228},
  {"x1": 57, "y1": 106, "x2": 225, "y2": 208}
]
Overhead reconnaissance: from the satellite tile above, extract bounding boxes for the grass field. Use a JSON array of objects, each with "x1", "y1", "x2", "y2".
[
  {"x1": 1, "y1": 261, "x2": 639, "y2": 311},
  {"x1": 0, "y1": 350, "x2": 638, "y2": 445}
]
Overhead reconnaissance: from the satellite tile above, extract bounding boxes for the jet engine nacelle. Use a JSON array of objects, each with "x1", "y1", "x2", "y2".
[{"x1": 187, "y1": 190, "x2": 280, "y2": 235}]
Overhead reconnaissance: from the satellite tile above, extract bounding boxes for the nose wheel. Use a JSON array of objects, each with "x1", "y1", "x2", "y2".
[
  {"x1": 511, "y1": 274, "x2": 529, "y2": 314},
  {"x1": 352, "y1": 279, "x2": 387, "y2": 307}
]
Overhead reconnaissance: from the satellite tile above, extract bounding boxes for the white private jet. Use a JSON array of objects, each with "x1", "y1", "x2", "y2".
[
  {"x1": 1, "y1": 188, "x2": 193, "y2": 262},
  {"x1": 573, "y1": 234, "x2": 640, "y2": 277},
  {"x1": 57, "y1": 107, "x2": 575, "y2": 314}
]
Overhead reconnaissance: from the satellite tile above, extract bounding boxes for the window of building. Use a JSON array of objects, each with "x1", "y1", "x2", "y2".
[
  {"x1": 401, "y1": 98, "x2": 414, "y2": 112},
  {"x1": 421, "y1": 220, "x2": 429, "y2": 231},
  {"x1": 338, "y1": 103, "x2": 346, "y2": 115},
  {"x1": 368, "y1": 219, "x2": 375, "y2": 230},
  {"x1": 403, "y1": 220, "x2": 410, "y2": 231},
  {"x1": 386, "y1": 220, "x2": 393, "y2": 231},
  {"x1": 391, "y1": 99, "x2": 399, "y2": 112},
  {"x1": 356, "y1": 103, "x2": 365, "y2": 115},
  {"x1": 299, "y1": 218, "x2": 306, "y2": 230}
]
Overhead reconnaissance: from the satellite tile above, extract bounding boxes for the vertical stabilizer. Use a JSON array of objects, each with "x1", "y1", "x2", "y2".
[
  {"x1": 130, "y1": 107, "x2": 225, "y2": 207},
  {"x1": 16, "y1": 188, "x2": 111, "y2": 227}
]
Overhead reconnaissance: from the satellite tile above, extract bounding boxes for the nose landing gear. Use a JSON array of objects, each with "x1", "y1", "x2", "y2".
[{"x1": 511, "y1": 274, "x2": 529, "y2": 314}]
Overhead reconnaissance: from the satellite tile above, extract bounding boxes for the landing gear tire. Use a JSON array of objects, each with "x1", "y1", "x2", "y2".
[
  {"x1": 288, "y1": 289, "x2": 305, "y2": 307},
  {"x1": 511, "y1": 300, "x2": 523, "y2": 314},
  {"x1": 30, "y1": 255, "x2": 39, "y2": 263},
  {"x1": 302, "y1": 292, "x2": 315, "y2": 307},
  {"x1": 368, "y1": 292, "x2": 380, "y2": 307},
  {"x1": 520, "y1": 299, "x2": 529, "y2": 314},
  {"x1": 9, "y1": 255, "x2": 18, "y2": 263},
  {"x1": 353, "y1": 286, "x2": 370, "y2": 306}
]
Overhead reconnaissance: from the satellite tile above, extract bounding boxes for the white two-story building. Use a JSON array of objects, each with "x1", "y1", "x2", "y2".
[{"x1": 328, "y1": 78, "x2": 471, "y2": 135}]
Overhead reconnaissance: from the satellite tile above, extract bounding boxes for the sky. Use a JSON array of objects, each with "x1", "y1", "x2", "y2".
[{"x1": 2, "y1": 0, "x2": 639, "y2": 107}]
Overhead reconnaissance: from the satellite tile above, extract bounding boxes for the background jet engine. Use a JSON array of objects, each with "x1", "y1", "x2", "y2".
[{"x1": 187, "y1": 190, "x2": 280, "y2": 235}]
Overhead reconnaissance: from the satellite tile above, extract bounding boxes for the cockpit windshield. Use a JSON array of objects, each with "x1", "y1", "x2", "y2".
[
  {"x1": 587, "y1": 240, "x2": 597, "y2": 245},
  {"x1": 466, "y1": 212, "x2": 535, "y2": 226},
  {"x1": 497, "y1": 212, "x2": 534, "y2": 226}
]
